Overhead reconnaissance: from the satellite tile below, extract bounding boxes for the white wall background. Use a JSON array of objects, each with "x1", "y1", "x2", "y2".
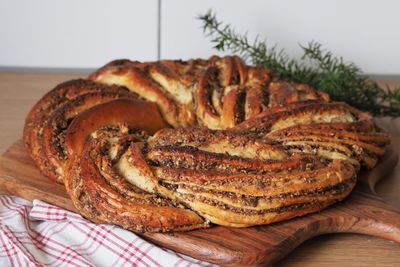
[
  {"x1": 0, "y1": 0, "x2": 159, "y2": 68},
  {"x1": 1, "y1": 0, "x2": 400, "y2": 75}
]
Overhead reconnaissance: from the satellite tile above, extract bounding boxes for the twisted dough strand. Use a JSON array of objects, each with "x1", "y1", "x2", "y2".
[
  {"x1": 89, "y1": 56, "x2": 328, "y2": 128},
  {"x1": 23, "y1": 55, "x2": 390, "y2": 232},
  {"x1": 23, "y1": 79, "x2": 139, "y2": 182}
]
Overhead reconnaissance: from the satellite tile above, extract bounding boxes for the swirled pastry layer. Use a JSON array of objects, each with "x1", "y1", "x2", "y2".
[
  {"x1": 23, "y1": 79, "x2": 139, "y2": 182},
  {"x1": 23, "y1": 55, "x2": 390, "y2": 232},
  {"x1": 89, "y1": 56, "x2": 329, "y2": 128}
]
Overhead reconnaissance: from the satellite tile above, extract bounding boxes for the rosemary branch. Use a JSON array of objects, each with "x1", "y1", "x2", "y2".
[{"x1": 198, "y1": 10, "x2": 400, "y2": 117}]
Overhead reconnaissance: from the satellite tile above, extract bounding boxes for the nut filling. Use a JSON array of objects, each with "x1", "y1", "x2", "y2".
[{"x1": 23, "y1": 55, "x2": 390, "y2": 232}]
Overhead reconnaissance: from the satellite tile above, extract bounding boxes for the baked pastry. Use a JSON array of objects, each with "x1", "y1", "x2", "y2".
[
  {"x1": 64, "y1": 99, "x2": 207, "y2": 232},
  {"x1": 23, "y1": 55, "x2": 390, "y2": 232},
  {"x1": 233, "y1": 101, "x2": 389, "y2": 169},
  {"x1": 23, "y1": 79, "x2": 139, "y2": 183},
  {"x1": 145, "y1": 127, "x2": 356, "y2": 227},
  {"x1": 88, "y1": 56, "x2": 329, "y2": 128}
]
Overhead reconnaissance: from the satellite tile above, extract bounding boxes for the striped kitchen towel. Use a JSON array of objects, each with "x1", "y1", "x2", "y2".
[{"x1": 0, "y1": 195, "x2": 216, "y2": 267}]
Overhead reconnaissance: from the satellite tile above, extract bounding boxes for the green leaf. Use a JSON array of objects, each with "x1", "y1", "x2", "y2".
[{"x1": 197, "y1": 10, "x2": 400, "y2": 117}]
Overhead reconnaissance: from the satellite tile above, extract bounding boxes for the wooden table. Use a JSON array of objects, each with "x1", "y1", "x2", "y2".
[{"x1": 0, "y1": 71, "x2": 399, "y2": 266}]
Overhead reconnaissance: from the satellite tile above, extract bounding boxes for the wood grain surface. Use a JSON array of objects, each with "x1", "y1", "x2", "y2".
[
  {"x1": 1, "y1": 71, "x2": 400, "y2": 266},
  {"x1": 0, "y1": 140, "x2": 399, "y2": 266}
]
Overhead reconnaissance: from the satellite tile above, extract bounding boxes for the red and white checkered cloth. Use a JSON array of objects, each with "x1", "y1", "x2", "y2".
[{"x1": 0, "y1": 195, "x2": 216, "y2": 267}]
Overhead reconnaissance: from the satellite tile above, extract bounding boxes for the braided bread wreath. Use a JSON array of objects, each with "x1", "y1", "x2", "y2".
[{"x1": 23, "y1": 55, "x2": 390, "y2": 232}]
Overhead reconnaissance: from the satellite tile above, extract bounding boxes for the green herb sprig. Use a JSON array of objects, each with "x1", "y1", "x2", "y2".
[{"x1": 198, "y1": 10, "x2": 400, "y2": 117}]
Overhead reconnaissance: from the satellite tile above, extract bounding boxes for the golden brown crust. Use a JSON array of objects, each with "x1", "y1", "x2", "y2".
[
  {"x1": 232, "y1": 101, "x2": 390, "y2": 169},
  {"x1": 64, "y1": 99, "x2": 208, "y2": 232},
  {"x1": 23, "y1": 79, "x2": 139, "y2": 183},
  {"x1": 23, "y1": 55, "x2": 390, "y2": 232},
  {"x1": 268, "y1": 81, "x2": 330, "y2": 107},
  {"x1": 89, "y1": 56, "x2": 328, "y2": 129},
  {"x1": 89, "y1": 59, "x2": 191, "y2": 127},
  {"x1": 145, "y1": 129, "x2": 356, "y2": 227},
  {"x1": 64, "y1": 123, "x2": 208, "y2": 232}
]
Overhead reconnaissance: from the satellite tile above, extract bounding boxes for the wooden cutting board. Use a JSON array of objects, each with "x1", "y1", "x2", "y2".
[{"x1": 0, "y1": 140, "x2": 399, "y2": 266}]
